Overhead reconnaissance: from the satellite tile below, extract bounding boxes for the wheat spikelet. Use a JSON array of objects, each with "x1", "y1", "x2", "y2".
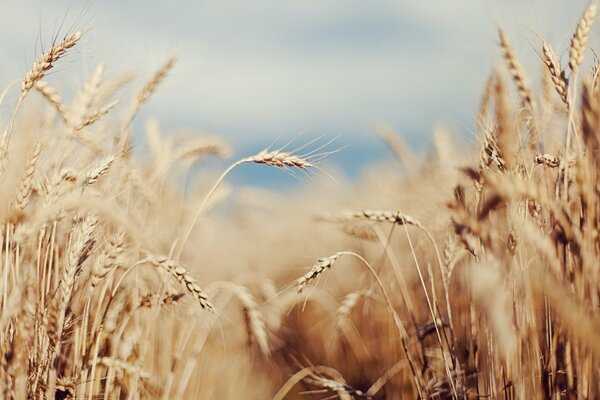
[
  {"x1": 297, "y1": 254, "x2": 339, "y2": 293},
  {"x1": 82, "y1": 155, "x2": 116, "y2": 187},
  {"x1": 21, "y1": 31, "x2": 82, "y2": 97},
  {"x1": 0, "y1": 131, "x2": 9, "y2": 176},
  {"x1": 336, "y1": 289, "x2": 372, "y2": 330},
  {"x1": 376, "y1": 123, "x2": 413, "y2": 170},
  {"x1": 534, "y1": 153, "x2": 575, "y2": 169},
  {"x1": 69, "y1": 63, "x2": 106, "y2": 128},
  {"x1": 221, "y1": 283, "x2": 270, "y2": 356},
  {"x1": 339, "y1": 223, "x2": 378, "y2": 241},
  {"x1": 494, "y1": 72, "x2": 516, "y2": 168},
  {"x1": 34, "y1": 82, "x2": 67, "y2": 121},
  {"x1": 477, "y1": 73, "x2": 495, "y2": 127},
  {"x1": 11, "y1": 141, "x2": 41, "y2": 211},
  {"x1": 479, "y1": 126, "x2": 505, "y2": 171},
  {"x1": 569, "y1": 4, "x2": 598, "y2": 72},
  {"x1": 244, "y1": 149, "x2": 313, "y2": 169},
  {"x1": 592, "y1": 53, "x2": 600, "y2": 93},
  {"x1": 96, "y1": 357, "x2": 151, "y2": 380},
  {"x1": 150, "y1": 256, "x2": 215, "y2": 312},
  {"x1": 174, "y1": 137, "x2": 231, "y2": 161},
  {"x1": 541, "y1": 42, "x2": 570, "y2": 107},
  {"x1": 72, "y1": 100, "x2": 118, "y2": 133},
  {"x1": 47, "y1": 212, "x2": 98, "y2": 400},
  {"x1": 581, "y1": 79, "x2": 600, "y2": 156},
  {"x1": 498, "y1": 29, "x2": 534, "y2": 107},
  {"x1": 306, "y1": 375, "x2": 364, "y2": 400},
  {"x1": 136, "y1": 56, "x2": 177, "y2": 110},
  {"x1": 90, "y1": 233, "x2": 124, "y2": 288},
  {"x1": 350, "y1": 209, "x2": 424, "y2": 228}
]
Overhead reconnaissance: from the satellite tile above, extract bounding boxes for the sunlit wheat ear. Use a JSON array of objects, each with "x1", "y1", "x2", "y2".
[
  {"x1": 210, "y1": 282, "x2": 270, "y2": 356},
  {"x1": 541, "y1": 42, "x2": 570, "y2": 108},
  {"x1": 305, "y1": 374, "x2": 365, "y2": 399},
  {"x1": 569, "y1": 4, "x2": 598, "y2": 73},
  {"x1": 72, "y1": 100, "x2": 118, "y2": 133},
  {"x1": 376, "y1": 123, "x2": 413, "y2": 171},
  {"x1": 21, "y1": 31, "x2": 83, "y2": 98},
  {"x1": 90, "y1": 233, "x2": 124, "y2": 288},
  {"x1": 11, "y1": 141, "x2": 42, "y2": 212},
  {"x1": 176, "y1": 141, "x2": 329, "y2": 257},
  {"x1": 494, "y1": 71, "x2": 516, "y2": 168},
  {"x1": 339, "y1": 223, "x2": 378, "y2": 241},
  {"x1": 174, "y1": 137, "x2": 231, "y2": 162},
  {"x1": 34, "y1": 82, "x2": 67, "y2": 121},
  {"x1": 498, "y1": 29, "x2": 534, "y2": 108},
  {"x1": 134, "y1": 56, "x2": 177, "y2": 113},
  {"x1": 243, "y1": 150, "x2": 313, "y2": 169},
  {"x1": 336, "y1": 289, "x2": 373, "y2": 331},
  {"x1": 296, "y1": 254, "x2": 339, "y2": 293},
  {"x1": 82, "y1": 155, "x2": 116, "y2": 187},
  {"x1": 69, "y1": 63, "x2": 106, "y2": 127},
  {"x1": 96, "y1": 357, "x2": 152, "y2": 380},
  {"x1": 348, "y1": 209, "x2": 424, "y2": 228},
  {"x1": 150, "y1": 256, "x2": 215, "y2": 313}
]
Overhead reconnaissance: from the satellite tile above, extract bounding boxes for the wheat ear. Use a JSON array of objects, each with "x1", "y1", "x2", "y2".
[
  {"x1": 541, "y1": 42, "x2": 570, "y2": 108},
  {"x1": 177, "y1": 146, "x2": 317, "y2": 257},
  {"x1": 296, "y1": 254, "x2": 340, "y2": 293},
  {"x1": 150, "y1": 256, "x2": 215, "y2": 312},
  {"x1": 21, "y1": 31, "x2": 82, "y2": 98},
  {"x1": 11, "y1": 141, "x2": 42, "y2": 211},
  {"x1": 569, "y1": 4, "x2": 598, "y2": 73},
  {"x1": 498, "y1": 29, "x2": 534, "y2": 108}
]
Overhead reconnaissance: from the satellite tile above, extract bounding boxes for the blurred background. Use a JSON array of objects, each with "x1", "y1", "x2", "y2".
[{"x1": 0, "y1": 0, "x2": 591, "y2": 186}]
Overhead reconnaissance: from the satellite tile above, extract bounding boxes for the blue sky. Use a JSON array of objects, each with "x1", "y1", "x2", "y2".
[{"x1": 0, "y1": 1, "x2": 593, "y2": 184}]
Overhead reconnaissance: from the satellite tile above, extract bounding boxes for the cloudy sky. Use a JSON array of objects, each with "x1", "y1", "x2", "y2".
[{"x1": 0, "y1": 1, "x2": 592, "y2": 181}]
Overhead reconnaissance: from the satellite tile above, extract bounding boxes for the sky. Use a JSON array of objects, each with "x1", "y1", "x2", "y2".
[{"x1": 0, "y1": 1, "x2": 593, "y2": 184}]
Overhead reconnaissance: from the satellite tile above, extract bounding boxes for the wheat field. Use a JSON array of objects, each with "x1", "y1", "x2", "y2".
[{"x1": 1, "y1": 3, "x2": 600, "y2": 399}]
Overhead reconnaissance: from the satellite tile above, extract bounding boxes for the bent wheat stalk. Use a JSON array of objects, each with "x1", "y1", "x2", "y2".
[
  {"x1": 295, "y1": 250, "x2": 423, "y2": 396},
  {"x1": 176, "y1": 146, "x2": 318, "y2": 257}
]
